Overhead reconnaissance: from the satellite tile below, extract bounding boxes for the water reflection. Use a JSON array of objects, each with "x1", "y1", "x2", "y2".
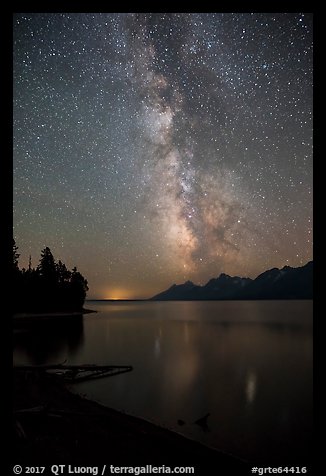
[
  {"x1": 154, "y1": 336, "x2": 161, "y2": 358},
  {"x1": 245, "y1": 370, "x2": 257, "y2": 405},
  {"x1": 183, "y1": 322, "x2": 190, "y2": 343},
  {"x1": 13, "y1": 301, "x2": 313, "y2": 464},
  {"x1": 13, "y1": 316, "x2": 84, "y2": 365}
]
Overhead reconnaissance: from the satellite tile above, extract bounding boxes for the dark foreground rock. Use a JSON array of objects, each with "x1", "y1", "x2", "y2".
[{"x1": 13, "y1": 370, "x2": 248, "y2": 475}]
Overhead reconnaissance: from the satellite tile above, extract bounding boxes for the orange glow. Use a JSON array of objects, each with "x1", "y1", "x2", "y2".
[{"x1": 104, "y1": 288, "x2": 133, "y2": 300}]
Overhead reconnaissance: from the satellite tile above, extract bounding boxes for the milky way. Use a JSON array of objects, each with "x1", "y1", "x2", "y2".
[{"x1": 13, "y1": 13, "x2": 313, "y2": 298}]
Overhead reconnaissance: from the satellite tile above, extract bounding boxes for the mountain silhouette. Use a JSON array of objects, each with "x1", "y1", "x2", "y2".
[{"x1": 150, "y1": 261, "x2": 313, "y2": 300}]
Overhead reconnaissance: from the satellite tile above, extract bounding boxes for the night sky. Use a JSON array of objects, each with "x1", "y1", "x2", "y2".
[{"x1": 13, "y1": 13, "x2": 313, "y2": 299}]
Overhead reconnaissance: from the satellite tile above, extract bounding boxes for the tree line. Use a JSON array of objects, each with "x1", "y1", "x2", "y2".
[{"x1": 13, "y1": 240, "x2": 89, "y2": 313}]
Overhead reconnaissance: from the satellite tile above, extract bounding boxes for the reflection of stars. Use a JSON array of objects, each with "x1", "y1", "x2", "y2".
[{"x1": 245, "y1": 370, "x2": 257, "y2": 405}]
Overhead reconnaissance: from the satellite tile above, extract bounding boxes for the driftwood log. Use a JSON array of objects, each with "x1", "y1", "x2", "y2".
[{"x1": 13, "y1": 364, "x2": 133, "y2": 382}]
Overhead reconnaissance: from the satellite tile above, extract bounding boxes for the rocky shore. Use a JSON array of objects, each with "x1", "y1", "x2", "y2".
[{"x1": 13, "y1": 368, "x2": 247, "y2": 474}]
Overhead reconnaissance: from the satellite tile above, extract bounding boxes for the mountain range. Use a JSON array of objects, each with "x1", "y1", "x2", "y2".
[{"x1": 150, "y1": 261, "x2": 313, "y2": 300}]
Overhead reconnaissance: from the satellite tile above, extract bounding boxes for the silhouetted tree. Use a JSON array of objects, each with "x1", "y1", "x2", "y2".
[
  {"x1": 70, "y1": 267, "x2": 89, "y2": 310},
  {"x1": 56, "y1": 260, "x2": 71, "y2": 284},
  {"x1": 13, "y1": 239, "x2": 20, "y2": 271},
  {"x1": 28, "y1": 255, "x2": 32, "y2": 272},
  {"x1": 13, "y1": 240, "x2": 22, "y2": 306},
  {"x1": 38, "y1": 247, "x2": 56, "y2": 281},
  {"x1": 13, "y1": 241, "x2": 89, "y2": 313}
]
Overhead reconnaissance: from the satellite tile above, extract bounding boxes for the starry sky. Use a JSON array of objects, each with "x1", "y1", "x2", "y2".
[{"x1": 13, "y1": 12, "x2": 313, "y2": 299}]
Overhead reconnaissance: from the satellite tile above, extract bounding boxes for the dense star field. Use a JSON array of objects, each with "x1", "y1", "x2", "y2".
[{"x1": 13, "y1": 13, "x2": 313, "y2": 299}]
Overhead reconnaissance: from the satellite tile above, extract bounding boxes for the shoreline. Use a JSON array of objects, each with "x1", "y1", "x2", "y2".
[{"x1": 13, "y1": 369, "x2": 247, "y2": 473}]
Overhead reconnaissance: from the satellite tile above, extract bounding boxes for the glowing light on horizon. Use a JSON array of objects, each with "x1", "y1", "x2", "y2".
[{"x1": 105, "y1": 288, "x2": 133, "y2": 300}]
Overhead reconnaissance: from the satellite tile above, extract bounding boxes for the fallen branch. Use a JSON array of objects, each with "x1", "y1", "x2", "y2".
[{"x1": 13, "y1": 364, "x2": 133, "y2": 382}]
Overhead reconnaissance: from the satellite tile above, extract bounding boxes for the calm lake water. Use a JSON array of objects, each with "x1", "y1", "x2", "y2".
[{"x1": 13, "y1": 300, "x2": 313, "y2": 464}]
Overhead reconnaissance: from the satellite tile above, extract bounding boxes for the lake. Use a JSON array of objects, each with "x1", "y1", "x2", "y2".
[{"x1": 13, "y1": 300, "x2": 313, "y2": 465}]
